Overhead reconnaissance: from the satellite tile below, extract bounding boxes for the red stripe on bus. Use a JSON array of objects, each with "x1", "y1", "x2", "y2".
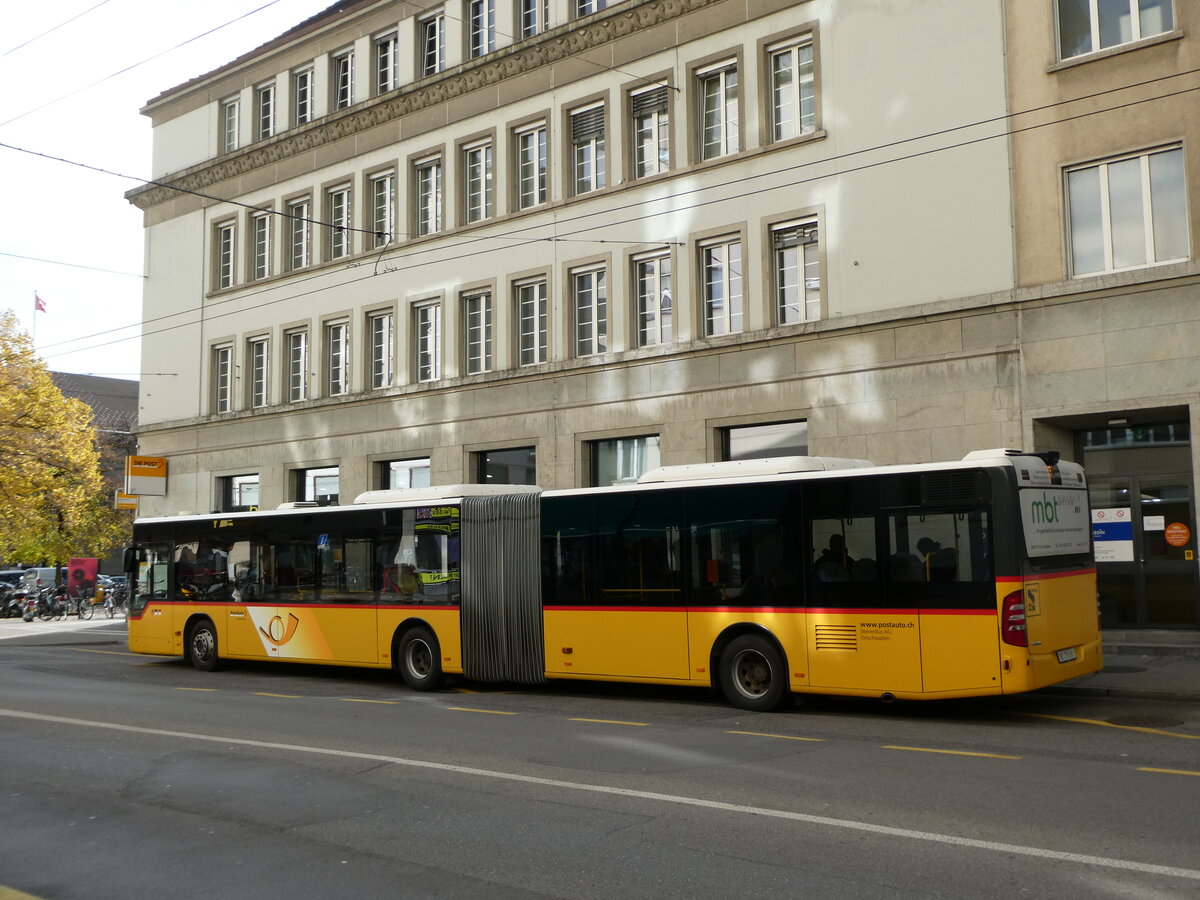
[
  {"x1": 544, "y1": 606, "x2": 995, "y2": 616},
  {"x1": 996, "y1": 569, "x2": 1096, "y2": 583}
]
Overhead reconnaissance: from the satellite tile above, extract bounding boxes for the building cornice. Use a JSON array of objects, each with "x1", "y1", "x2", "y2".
[{"x1": 126, "y1": 0, "x2": 722, "y2": 211}]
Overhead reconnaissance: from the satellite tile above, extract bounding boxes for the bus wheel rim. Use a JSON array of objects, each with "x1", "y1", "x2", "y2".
[
  {"x1": 732, "y1": 648, "x2": 771, "y2": 698},
  {"x1": 193, "y1": 628, "x2": 215, "y2": 663},
  {"x1": 407, "y1": 639, "x2": 431, "y2": 677}
]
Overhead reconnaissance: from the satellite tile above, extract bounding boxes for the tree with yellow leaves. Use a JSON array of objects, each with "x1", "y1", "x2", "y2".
[{"x1": 0, "y1": 310, "x2": 127, "y2": 566}]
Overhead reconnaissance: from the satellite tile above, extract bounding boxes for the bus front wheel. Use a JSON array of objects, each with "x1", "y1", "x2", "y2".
[
  {"x1": 398, "y1": 626, "x2": 443, "y2": 691},
  {"x1": 188, "y1": 620, "x2": 221, "y2": 672},
  {"x1": 719, "y1": 635, "x2": 788, "y2": 711}
]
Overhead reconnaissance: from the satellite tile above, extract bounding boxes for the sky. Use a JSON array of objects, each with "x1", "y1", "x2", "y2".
[{"x1": 0, "y1": 0, "x2": 338, "y2": 380}]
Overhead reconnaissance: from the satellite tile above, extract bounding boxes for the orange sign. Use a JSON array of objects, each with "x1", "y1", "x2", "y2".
[{"x1": 1164, "y1": 522, "x2": 1191, "y2": 547}]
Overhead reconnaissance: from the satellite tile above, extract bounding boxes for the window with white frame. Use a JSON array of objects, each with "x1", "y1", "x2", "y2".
[
  {"x1": 516, "y1": 278, "x2": 548, "y2": 365},
  {"x1": 414, "y1": 157, "x2": 443, "y2": 236},
  {"x1": 248, "y1": 337, "x2": 269, "y2": 408},
  {"x1": 634, "y1": 250, "x2": 672, "y2": 347},
  {"x1": 370, "y1": 172, "x2": 395, "y2": 248},
  {"x1": 469, "y1": 0, "x2": 495, "y2": 58},
  {"x1": 251, "y1": 211, "x2": 272, "y2": 281},
  {"x1": 768, "y1": 36, "x2": 815, "y2": 142},
  {"x1": 519, "y1": 0, "x2": 549, "y2": 37},
  {"x1": 325, "y1": 321, "x2": 349, "y2": 396},
  {"x1": 293, "y1": 68, "x2": 313, "y2": 125},
  {"x1": 590, "y1": 435, "x2": 660, "y2": 487},
  {"x1": 380, "y1": 458, "x2": 431, "y2": 489},
  {"x1": 476, "y1": 447, "x2": 537, "y2": 485},
  {"x1": 220, "y1": 97, "x2": 239, "y2": 153},
  {"x1": 572, "y1": 266, "x2": 607, "y2": 356},
  {"x1": 212, "y1": 345, "x2": 232, "y2": 413},
  {"x1": 368, "y1": 311, "x2": 395, "y2": 389},
  {"x1": 631, "y1": 84, "x2": 669, "y2": 178},
  {"x1": 222, "y1": 474, "x2": 260, "y2": 512},
  {"x1": 415, "y1": 302, "x2": 442, "y2": 382},
  {"x1": 375, "y1": 32, "x2": 398, "y2": 94},
  {"x1": 1057, "y1": 0, "x2": 1174, "y2": 60},
  {"x1": 215, "y1": 221, "x2": 236, "y2": 289},
  {"x1": 576, "y1": 0, "x2": 607, "y2": 17},
  {"x1": 772, "y1": 219, "x2": 821, "y2": 324},
  {"x1": 516, "y1": 123, "x2": 547, "y2": 209},
  {"x1": 701, "y1": 236, "x2": 742, "y2": 336},
  {"x1": 286, "y1": 329, "x2": 309, "y2": 402},
  {"x1": 297, "y1": 466, "x2": 339, "y2": 504},
  {"x1": 327, "y1": 186, "x2": 352, "y2": 259},
  {"x1": 463, "y1": 291, "x2": 493, "y2": 374},
  {"x1": 256, "y1": 83, "x2": 275, "y2": 140},
  {"x1": 332, "y1": 50, "x2": 354, "y2": 110},
  {"x1": 1066, "y1": 146, "x2": 1188, "y2": 277},
  {"x1": 463, "y1": 140, "x2": 493, "y2": 223},
  {"x1": 698, "y1": 61, "x2": 738, "y2": 160},
  {"x1": 288, "y1": 198, "x2": 311, "y2": 270},
  {"x1": 722, "y1": 420, "x2": 808, "y2": 461},
  {"x1": 419, "y1": 11, "x2": 445, "y2": 76},
  {"x1": 570, "y1": 103, "x2": 606, "y2": 195}
]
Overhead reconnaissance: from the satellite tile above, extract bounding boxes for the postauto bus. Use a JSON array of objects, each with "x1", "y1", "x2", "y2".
[{"x1": 124, "y1": 449, "x2": 1100, "y2": 710}]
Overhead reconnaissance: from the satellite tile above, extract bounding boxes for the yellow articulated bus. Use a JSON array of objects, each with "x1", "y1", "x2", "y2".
[{"x1": 124, "y1": 449, "x2": 1101, "y2": 711}]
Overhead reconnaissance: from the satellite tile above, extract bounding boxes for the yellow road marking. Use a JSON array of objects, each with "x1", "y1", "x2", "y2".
[
  {"x1": 1020, "y1": 712, "x2": 1200, "y2": 740},
  {"x1": 68, "y1": 648, "x2": 140, "y2": 657},
  {"x1": 569, "y1": 717, "x2": 650, "y2": 727},
  {"x1": 1138, "y1": 767, "x2": 1200, "y2": 778},
  {"x1": 727, "y1": 730, "x2": 824, "y2": 742},
  {"x1": 448, "y1": 707, "x2": 518, "y2": 715},
  {"x1": 338, "y1": 698, "x2": 398, "y2": 705},
  {"x1": 884, "y1": 745, "x2": 1021, "y2": 760},
  {"x1": 254, "y1": 692, "x2": 301, "y2": 699},
  {"x1": 454, "y1": 687, "x2": 478, "y2": 694},
  {"x1": 175, "y1": 687, "x2": 217, "y2": 692}
]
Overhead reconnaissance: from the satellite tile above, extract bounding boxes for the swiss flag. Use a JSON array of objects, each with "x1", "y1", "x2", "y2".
[{"x1": 34, "y1": 293, "x2": 46, "y2": 312}]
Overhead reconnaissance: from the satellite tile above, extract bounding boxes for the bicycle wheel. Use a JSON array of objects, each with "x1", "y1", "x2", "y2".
[{"x1": 78, "y1": 598, "x2": 94, "y2": 620}]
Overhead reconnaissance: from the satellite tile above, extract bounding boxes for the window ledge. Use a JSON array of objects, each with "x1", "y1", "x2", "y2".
[{"x1": 1048, "y1": 29, "x2": 1183, "y2": 73}]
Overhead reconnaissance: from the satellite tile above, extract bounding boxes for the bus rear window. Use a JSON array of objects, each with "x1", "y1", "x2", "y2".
[{"x1": 1019, "y1": 488, "x2": 1090, "y2": 557}]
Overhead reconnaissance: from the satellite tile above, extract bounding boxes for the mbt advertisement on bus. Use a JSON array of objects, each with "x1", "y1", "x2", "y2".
[{"x1": 1019, "y1": 488, "x2": 1091, "y2": 557}]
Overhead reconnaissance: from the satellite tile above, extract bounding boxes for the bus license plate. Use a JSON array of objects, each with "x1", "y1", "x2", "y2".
[{"x1": 1056, "y1": 647, "x2": 1077, "y2": 663}]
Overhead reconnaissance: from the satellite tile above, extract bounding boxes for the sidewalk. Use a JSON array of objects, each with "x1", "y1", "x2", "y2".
[{"x1": 1048, "y1": 651, "x2": 1200, "y2": 703}]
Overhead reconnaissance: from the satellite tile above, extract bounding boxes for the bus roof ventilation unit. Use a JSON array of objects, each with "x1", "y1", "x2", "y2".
[
  {"x1": 637, "y1": 456, "x2": 874, "y2": 484},
  {"x1": 353, "y1": 484, "x2": 541, "y2": 505},
  {"x1": 962, "y1": 448, "x2": 1062, "y2": 465},
  {"x1": 275, "y1": 501, "x2": 321, "y2": 509}
]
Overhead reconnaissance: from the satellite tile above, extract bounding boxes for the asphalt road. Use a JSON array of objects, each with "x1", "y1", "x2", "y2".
[{"x1": 1, "y1": 619, "x2": 1198, "y2": 899}]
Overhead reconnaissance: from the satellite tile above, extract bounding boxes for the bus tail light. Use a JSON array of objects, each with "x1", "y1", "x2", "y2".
[{"x1": 1001, "y1": 590, "x2": 1028, "y2": 647}]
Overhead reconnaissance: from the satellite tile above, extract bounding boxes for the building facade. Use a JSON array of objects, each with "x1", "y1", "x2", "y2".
[{"x1": 127, "y1": 0, "x2": 1199, "y2": 629}]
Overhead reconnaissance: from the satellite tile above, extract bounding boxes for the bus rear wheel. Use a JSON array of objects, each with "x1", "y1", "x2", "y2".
[
  {"x1": 398, "y1": 626, "x2": 443, "y2": 691},
  {"x1": 188, "y1": 620, "x2": 220, "y2": 672},
  {"x1": 719, "y1": 635, "x2": 788, "y2": 711}
]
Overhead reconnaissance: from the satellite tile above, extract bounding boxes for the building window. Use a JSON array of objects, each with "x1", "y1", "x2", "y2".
[
  {"x1": 519, "y1": 0, "x2": 549, "y2": 37},
  {"x1": 327, "y1": 186, "x2": 352, "y2": 259},
  {"x1": 375, "y1": 32, "x2": 398, "y2": 94},
  {"x1": 251, "y1": 212, "x2": 272, "y2": 281},
  {"x1": 414, "y1": 157, "x2": 443, "y2": 236},
  {"x1": 572, "y1": 267, "x2": 607, "y2": 356},
  {"x1": 293, "y1": 68, "x2": 313, "y2": 125},
  {"x1": 698, "y1": 61, "x2": 738, "y2": 160},
  {"x1": 469, "y1": 0, "x2": 495, "y2": 58},
  {"x1": 220, "y1": 97, "x2": 239, "y2": 153},
  {"x1": 634, "y1": 250, "x2": 672, "y2": 346},
  {"x1": 286, "y1": 330, "x2": 309, "y2": 402},
  {"x1": 1057, "y1": 0, "x2": 1174, "y2": 60},
  {"x1": 415, "y1": 302, "x2": 442, "y2": 382},
  {"x1": 326, "y1": 320, "x2": 349, "y2": 396},
  {"x1": 255, "y1": 82, "x2": 275, "y2": 140},
  {"x1": 576, "y1": 0, "x2": 607, "y2": 17},
  {"x1": 570, "y1": 103, "x2": 606, "y2": 195},
  {"x1": 771, "y1": 219, "x2": 820, "y2": 324},
  {"x1": 370, "y1": 172, "x2": 395, "y2": 248},
  {"x1": 722, "y1": 420, "x2": 808, "y2": 461},
  {"x1": 516, "y1": 279, "x2": 548, "y2": 365},
  {"x1": 288, "y1": 198, "x2": 311, "y2": 270},
  {"x1": 248, "y1": 337, "x2": 269, "y2": 408},
  {"x1": 768, "y1": 37, "x2": 815, "y2": 142},
  {"x1": 476, "y1": 447, "x2": 536, "y2": 484},
  {"x1": 380, "y1": 458, "x2": 431, "y2": 489},
  {"x1": 332, "y1": 50, "x2": 354, "y2": 110},
  {"x1": 463, "y1": 291, "x2": 493, "y2": 374},
  {"x1": 1066, "y1": 146, "x2": 1187, "y2": 277},
  {"x1": 463, "y1": 140, "x2": 494, "y2": 223},
  {"x1": 368, "y1": 311, "x2": 395, "y2": 388},
  {"x1": 296, "y1": 466, "x2": 339, "y2": 504},
  {"x1": 215, "y1": 221, "x2": 236, "y2": 289},
  {"x1": 702, "y1": 237, "x2": 742, "y2": 336},
  {"x1": 590, "y1": 435, "x2": 659, "y2": 487},
  {"x1": 212, "y1": 345, "x2": 232, "y2": 413},
  {"x1": 631, "y1": 85, "x2": 669, "y2": 178},
  {"x1": 515, "y1": 123, "x2": 547, "y2": 209},
  {"x1": 419, "y1": 12, "x2": 445, "y2": 76},
  {"x1": 221, "y1": 474, "x2": 260, "y2": 512}
]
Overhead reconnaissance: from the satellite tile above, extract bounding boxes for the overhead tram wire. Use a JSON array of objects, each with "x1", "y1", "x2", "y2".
[
  {"x1": 30, "y1": 71, "x2": 1200, "y2": 361},
  {"x1": 0, "y1": 0, "x2": 113, "y2": 58},
  {"x1": 0, "y1": 251, "x2": 145, "y2": 279}
]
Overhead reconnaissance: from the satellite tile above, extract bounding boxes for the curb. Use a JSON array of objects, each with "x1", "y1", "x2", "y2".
[{"x1": 1042, "y1": 684, "x2": 1200, "y2": 703}]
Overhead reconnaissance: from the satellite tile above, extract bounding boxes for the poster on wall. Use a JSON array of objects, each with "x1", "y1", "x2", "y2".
[{"x1": 1092, "y1": 508, "x2": 1134, "y2": 562}]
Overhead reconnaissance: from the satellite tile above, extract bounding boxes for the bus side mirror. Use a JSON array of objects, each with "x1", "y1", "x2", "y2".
[{"x1": 123, "y1": 547, "x2": 145, "y2": 574}]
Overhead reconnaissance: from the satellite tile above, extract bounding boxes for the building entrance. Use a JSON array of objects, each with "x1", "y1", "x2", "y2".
[{"x1": 1081, "y1": 422, "x2": 1199, "y2": 628}]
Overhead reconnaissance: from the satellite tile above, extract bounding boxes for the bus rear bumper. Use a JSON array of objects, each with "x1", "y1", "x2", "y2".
[{"x1": 1002, "y1": 637, "x2": 1104, "y2": 694}]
